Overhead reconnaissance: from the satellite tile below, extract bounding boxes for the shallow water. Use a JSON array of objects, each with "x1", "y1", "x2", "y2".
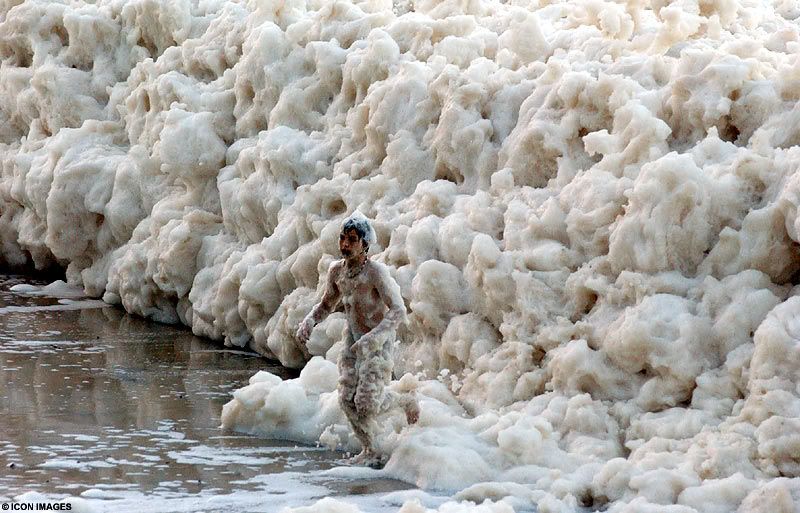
[{"x1": 0, "y1": 273, "x2": 420, "y2": 512}]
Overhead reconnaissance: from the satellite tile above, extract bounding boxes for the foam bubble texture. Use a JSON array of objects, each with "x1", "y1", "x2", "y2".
[{"x1": 2, "y1": 0, "x2": 800, "y2": 510}]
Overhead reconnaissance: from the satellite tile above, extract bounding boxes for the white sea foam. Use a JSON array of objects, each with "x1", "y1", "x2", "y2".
[
  {"x1": 39, "y1": 459, "x2": 116, "y2": 470},
  {"x1": 10, "y1": 280, "x2": 87, "y2": 298},
  {"x1": 0, "y1": 301, "x2": 109, "y2": 314},
  {"x1": 2, "y1": 0, "x2": 800, "y2": 511}
]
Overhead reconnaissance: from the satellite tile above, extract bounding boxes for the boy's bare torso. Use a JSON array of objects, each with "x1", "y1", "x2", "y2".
[{"x1": 328, "y1": 259, "x2": 394, "y2": 342}]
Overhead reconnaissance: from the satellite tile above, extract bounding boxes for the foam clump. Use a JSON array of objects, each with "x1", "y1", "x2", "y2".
[
  {"x1": 281, "y1": 497, "x2": 517, "y2": 513},
  {"x1": 10, "y1": 280, "x2": 86, "y2": 298},
  {"x1": 2, "y1": 0, "x2": 800, "y2": 510}
]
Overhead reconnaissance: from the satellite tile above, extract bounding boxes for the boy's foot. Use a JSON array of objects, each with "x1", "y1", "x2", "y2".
[
  {"x1": 347, "y1": 449, "x2": 387, "y2": 469},
  {"x1": 347, "y1": 449, "x2": 371, "y2": 465}
]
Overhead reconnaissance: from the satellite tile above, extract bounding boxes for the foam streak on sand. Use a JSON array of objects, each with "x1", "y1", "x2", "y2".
[
  {"x1": 0, "y1": 301, "x2": 109, "y2": 314},
  {"x1": 2, "y1": 0, "x2": 800, "y2": 511}
]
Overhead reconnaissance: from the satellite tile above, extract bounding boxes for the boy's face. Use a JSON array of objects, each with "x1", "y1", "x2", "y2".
[{"x1": 339, "y1": 228, "x2": 364, "y2": 258}]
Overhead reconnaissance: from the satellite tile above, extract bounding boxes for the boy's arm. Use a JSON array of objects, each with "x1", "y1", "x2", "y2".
[
  {"x1": 359, "y1": 264, "x2": 407, "y2": 345},
  {"x1": 296, "y1": 262, "x2": 342, "y2": 343}
]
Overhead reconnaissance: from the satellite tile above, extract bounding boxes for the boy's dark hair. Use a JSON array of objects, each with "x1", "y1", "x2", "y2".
[
  {"x1": 341, "y1": 218, "x2": 371, "y2": 251},
  {"x1": 340, "y1": 211, "x2": 376, "y2": 253}
]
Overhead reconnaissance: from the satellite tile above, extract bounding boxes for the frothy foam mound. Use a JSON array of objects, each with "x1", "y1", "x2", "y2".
[{"x1": 3, "y1": 0, "x2": 800, "y2": 510}]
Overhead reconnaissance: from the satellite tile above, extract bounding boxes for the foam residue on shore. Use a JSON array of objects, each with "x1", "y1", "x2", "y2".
[{"x1": 2, "y1": 0, "x2": 800, "y2": 511}]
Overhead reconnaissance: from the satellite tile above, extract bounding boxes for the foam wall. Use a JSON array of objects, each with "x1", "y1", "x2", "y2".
[{"x1": 2, "y1": 0, "x2": 800, "y2": 510}]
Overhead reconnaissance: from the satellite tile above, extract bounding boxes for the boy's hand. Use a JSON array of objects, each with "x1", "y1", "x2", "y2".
[
  {"x1": 296, "y1": 319, "x2": 312, "y2": 343},
  {"x1": 298, "y1": 340, "x2": 312, "y2": 359}
]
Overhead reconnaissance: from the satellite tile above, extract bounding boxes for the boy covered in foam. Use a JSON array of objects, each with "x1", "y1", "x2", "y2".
[{"x1": 296, "y1": 211, "x2": 419, "y2": 467}]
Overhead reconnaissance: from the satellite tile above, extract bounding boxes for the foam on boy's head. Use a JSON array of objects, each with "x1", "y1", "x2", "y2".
[{"x1": 341, "y1": 210, "x2": 376, "y2": 251}]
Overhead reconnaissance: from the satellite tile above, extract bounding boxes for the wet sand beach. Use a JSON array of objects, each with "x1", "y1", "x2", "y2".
[{"x1": 0, "y1": 273, "x2": 415, "y2": 512}]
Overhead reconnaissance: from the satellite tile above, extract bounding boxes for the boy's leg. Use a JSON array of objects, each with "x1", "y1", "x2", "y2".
[
  {"x1": 338, "y1": 341, "x2": 374, "y2": 459},
  {"x1": 354, "y1": 338, "x2": 420, "y2": 424},
  {"x1": 353, "y1": 337, "x2": 393, "y2": 419},
  {"x1": 347, "y1": 337, "x2": 392, "y2": 467}
]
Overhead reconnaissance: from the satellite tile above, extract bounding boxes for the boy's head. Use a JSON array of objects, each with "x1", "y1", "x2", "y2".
[{"x1": 339, "y1": 211, "x2": 375, "y2": 257}]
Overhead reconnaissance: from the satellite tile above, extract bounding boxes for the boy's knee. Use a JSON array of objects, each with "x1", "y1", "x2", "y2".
[
  {"x1": 354, "y1": 393, "x2": 379, "y2": 417},
  {"x1": 356, "y1": 404, "x2": 378, "y2": 418}
]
